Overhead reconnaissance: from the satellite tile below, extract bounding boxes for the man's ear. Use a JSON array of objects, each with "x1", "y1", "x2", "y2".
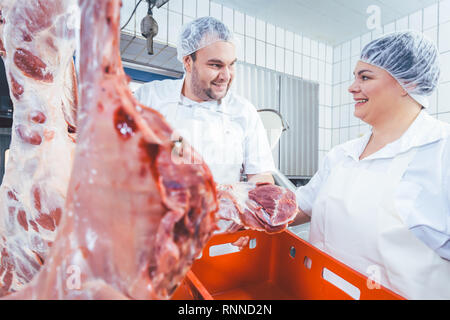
[{"x1": 183, "y1": 55, "x2": 192, "y2": 73}]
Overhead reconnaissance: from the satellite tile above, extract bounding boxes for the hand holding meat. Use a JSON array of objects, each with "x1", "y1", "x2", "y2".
[{"x1": 216, "y1": 182, "x2": 298, "y2": 234}]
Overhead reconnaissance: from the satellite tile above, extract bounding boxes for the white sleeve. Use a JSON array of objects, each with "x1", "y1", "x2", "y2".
[
  {"x1": 243, "y1": 106, "x2": 276, "y2": 175},
  {"x1": 133, "y1": 82, "x2": 159, "y2": 112},
  {"x1": 295, "y1": 152, "x2": 332, "y2": 217}
]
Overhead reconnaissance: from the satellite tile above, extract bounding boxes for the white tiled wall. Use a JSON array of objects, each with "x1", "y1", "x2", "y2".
[{"x1": 326, "y1": 0, "x2": 450, "y2": 166}]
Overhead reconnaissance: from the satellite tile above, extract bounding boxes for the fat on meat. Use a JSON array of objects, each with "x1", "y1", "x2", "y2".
[
  {"x1": 0, "y1": 0, "x2": 78, "y2": 295},
  {"x1": 3, "y1": 0, "x2": 218, "y2": 300},
  {"x1": 216, "y1": 182, "x2": 298, "y2": 234}
]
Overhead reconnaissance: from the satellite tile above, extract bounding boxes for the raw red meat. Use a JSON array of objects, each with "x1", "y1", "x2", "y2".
[
  {"x1": 0, "y1": 0, "x2": 78, "y2": 295},
  {"x1": 3, "y1": 0, "x2": 217, "y2": 299},
  {"x1": 217, "y1": 182, "x2": 298, "y2": 234}
]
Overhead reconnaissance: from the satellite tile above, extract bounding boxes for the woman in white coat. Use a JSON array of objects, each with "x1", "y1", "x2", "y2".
[{"x1": 292, "y1": 31, "x2": 450, "y2": 299}]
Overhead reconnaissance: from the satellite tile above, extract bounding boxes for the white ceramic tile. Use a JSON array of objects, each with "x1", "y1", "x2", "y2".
[
  {"x1": 210, "y1": 2, "x2": 222, "y2": 20},
  {"x1": 340, "y1": 104, "x2": 349, "y2": 127},
  {"x1": 428, "y1": 90, "x2": 438, "y2": 115},
  {"x1": 440, "y1": 0, "x2": 450, "y2": 24},
  {"x1": 351, "y1": 37, "x2": 360, "y2": 57},
  {"x1": 303, "y1": 36, "x2": 311, "y2": 56},
  {"x1": 423, "y1": 26, "x2": 438, "y2": 47},
  {"x1": 276, "y1": 27, "x2": 285, "y2": 48},
  {"x1": 332, "y1": 84, "x2": 341, "y2": 106},
  {"x1": 383, "y1": 22, "x2": 395, "y2": 34},
  {"x1": 423, "y1": 3, "x2": 438, "y2": 30},
  {"x1": 266, "y1": 23, "x2": 276, "y2": 45},
  {"x1": 341, "y1": 41, "x2": 350, "y2": 59},
  {"x1": 319, "y1": 127, "x2": 325, "y2": 148},
  {"x1": 349, "y1": 126, "x2": 359, "y2": 140},
  {"x1": 396, "y1": 16, "x2": 409, "y2": 31},
  {"x1": 196, "y1": 0, "x2": 209, "y2": 17},
  {"x1": 332, "y1": 106, "x2": 340, "y2": 129},
  {"x1": 318, "y1": 42, "x2": 326, "y2": 61},
  {"x1": 333, "y1": 62, "x2": 341, "y2": 85},
  {"x1": 302, "y1": 56, "x2": 310, "y2": 79},
  {"x1": 333, "y1": 44, "x2": 341, "y2": 63},
  {"x1": 439, "y1": 21, "x2": 450, "y2": 53},
  {"x1": 438, "y1": 82, "x2": 450, "y2": 112},
  {"x1": 256, "y1": 19, "x2": 266, "y2": 41},
  {"x1": 325, "y1": 106, "x2": 332, "y2": 128},
  {"x1": 294, "y1": 53, "x2": 302, "y2": 78},
  {"x1": 222, "y1": 6, "x2": 233, "y2": 31},
  {"x1": 440, "y1": 51, "x2": 450, "y2": 83},
  {"x1": 340, "y1": 127, "x2": 349, "y2": 143},
  {"x1": 311, "y1": 40, "x2": 318, "y2": 58},
  {"x1": 153, "y1": 8, "x2": 168, "y2": 43},
  {"x1": 326, "y1": 63, "x2": 332, "y2": 84},
  {"x1": 318, "y1": 61, "x2": 325, "y2": 83},
  {"x1": 341, "y1": 59, "x2": 350, "y2": 82},
  {"x1": 183, "y1": 0, "x2": 197, "y2": 18},
  {"x1": 285, "y1": 50, "x2": 294, "y2": 75},
  {"x1": 310, "y1": 58, "x2": 318, "y2": 82},
  {"x1": 234, "y1": 33, "x2": 245, "y2": 61},
  {"x1": 325, "y1": 84, "x2": 332, "y2": 106},
  {"x1": 234, "y1": 10, "x2": 244, "y2": 34},
  {"x1": 245, "y1": 36, "x2": 255, "y2": 64},
  {"x1": 266, "y1": 43, "x2": 276, "y2": 70},
  {"x1": 276, "y1": 46, "x2": 285, "y2": 73},
  {"x1": 169, "y1": 0, "x2": 183, "y2": 14},
  {"x1": 319, "y1": 108, "x2": 325, "y2": 128},
  {"x1": 438, "y1": 112, "x2": 450, "y2": 123},
  {"x1": 326, "y1": 45, "x2": 333, "y2": 64},
  {"x1": 256, "y1": 40, "x2": 265, "y2": 67},
  {"x1": 245, "y1": 15, "x2": 256, "y2": 38},
  {"x1": 409, "y1": 10, "x2": 423, "y2": 32},
  {"x1": 361, "y1": 32, "x2": 372, "y2": 49},
  {"x1": 285, "y1": 31, "x2": 294, "y2": 51},
  {"x1": 294, "y1": 34, "x2": 302, "y2": 53},
  {"x1": 168, "y1": 11, "x2": 182, "y2": 46},
  {"x1": 372, "y1": 27, "x2": 382, "y2": 39},
  {"x1": 325, "y1": 128, "x2": 331, "y2": 149},
  {"x1": 332, "y1": 128, "x2": 340, "y2": 147}
]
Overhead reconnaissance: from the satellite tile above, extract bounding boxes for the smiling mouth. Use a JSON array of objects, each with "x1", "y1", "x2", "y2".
[
  {"x1": 212, "y1": 82, "x2": 227, "y2": 89},
  {"x1": 355, "y1": 99, "x2": 368, "y2": 106}
]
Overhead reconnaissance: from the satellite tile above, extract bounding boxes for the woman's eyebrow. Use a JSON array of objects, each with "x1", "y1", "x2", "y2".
[{"x1": 353, "y1": 69, "x2": 374, "y2": 75}]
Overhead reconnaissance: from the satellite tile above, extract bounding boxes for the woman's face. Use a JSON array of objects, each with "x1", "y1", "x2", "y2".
[{"x1": 348, "y1": 61, "x2": 406, "y2": 126}]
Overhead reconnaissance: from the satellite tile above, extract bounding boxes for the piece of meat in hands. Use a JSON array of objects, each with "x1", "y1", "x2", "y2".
[{"x1": 216, "y1": 182, "x2": 298, "y2": 234}]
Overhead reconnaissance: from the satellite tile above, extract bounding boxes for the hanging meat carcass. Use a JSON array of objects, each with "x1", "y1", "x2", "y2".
[
  {"x1": 0, "y1": 0, "x2": 78, "y2": 295},
  {"x1": 3, "y1": 0, "x2": 218, "y2": 299}
]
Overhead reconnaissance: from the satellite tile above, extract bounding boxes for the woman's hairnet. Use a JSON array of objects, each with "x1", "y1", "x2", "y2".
[
  {"x1": 360, "y1": 31, "x2": 440, "y2": 108},
  {"x1": 177, "y1": 16, "x2": 234, "y2": 62}
]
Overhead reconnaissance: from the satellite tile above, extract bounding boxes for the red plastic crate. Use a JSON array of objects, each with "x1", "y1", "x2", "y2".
[{"x1": 172, "y1": 229, "x2": 404, "y2": 300}]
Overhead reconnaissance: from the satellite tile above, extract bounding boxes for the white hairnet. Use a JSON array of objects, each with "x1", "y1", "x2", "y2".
[
  {"x1": 177, "y1": 16, "x2": 234, "y2": 62},
  {"x1": 360, "y1": 31, "x2": 440, "y2": 108}
]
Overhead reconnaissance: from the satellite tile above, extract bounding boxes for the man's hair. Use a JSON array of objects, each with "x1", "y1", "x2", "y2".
[{"x1": 189, "y1": 52, "x2": 197, "y2": 62}]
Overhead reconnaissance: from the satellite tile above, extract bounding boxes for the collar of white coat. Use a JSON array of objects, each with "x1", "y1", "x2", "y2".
[
  {"x1": 343, "y1": 110, "x2": 450, "y2": 161},
  {"x1": 166, "y1": 77, "x2": 233, "y2": 113}
]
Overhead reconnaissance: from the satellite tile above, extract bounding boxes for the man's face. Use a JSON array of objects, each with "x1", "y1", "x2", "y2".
[{"x1": 185, "y1": 41, "x2": 237, "y2": 101}]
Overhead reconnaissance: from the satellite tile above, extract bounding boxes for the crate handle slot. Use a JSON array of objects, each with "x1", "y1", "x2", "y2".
[
  {"x1": 209, "y1": 242, "x2": 240, "y2": 257},
  {"x1": 289, "y1": 246, "x2": 296, "y2": 258},
  {"x1": 303, "y1": 256, "x2": 312, "y2": 269},
  {"x1": 322, "y1": 267, "x2": 361, "y2": 300}
]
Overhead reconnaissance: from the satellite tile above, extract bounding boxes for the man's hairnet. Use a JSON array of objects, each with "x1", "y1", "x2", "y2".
[
  {"x1": 360, "y1": 31, "x2": 440, "y2": 108},
  {"x1": 177, "y1": 16, "x2": 234, "y2": 62}
]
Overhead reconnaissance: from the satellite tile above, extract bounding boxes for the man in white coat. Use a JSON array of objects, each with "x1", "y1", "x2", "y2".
[{"x1": 134, "y1": 16, "x2": 275, "y2": 185}]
